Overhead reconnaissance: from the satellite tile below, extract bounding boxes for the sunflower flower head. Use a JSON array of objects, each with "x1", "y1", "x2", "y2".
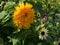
[
  {"x1": 13, "y1": 2, "x2": 35, "y2": 29},
  {"x1": 39, "y1": 27, "x2": 48, "y2": 40}
]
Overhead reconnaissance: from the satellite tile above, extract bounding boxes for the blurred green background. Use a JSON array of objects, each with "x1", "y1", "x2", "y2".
[{"x1": 0, "y1": 0, "x2": 60, "y2": 45}]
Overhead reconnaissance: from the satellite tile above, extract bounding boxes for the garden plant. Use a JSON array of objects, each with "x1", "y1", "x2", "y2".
[{"x1": 0, "y1": 0, "x2": 60, "y2": 45}]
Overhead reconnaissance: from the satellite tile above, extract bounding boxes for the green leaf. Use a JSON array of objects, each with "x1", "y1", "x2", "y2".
[
  {"x1": 38, "y1": 43, "x2": 42, "y2": 45},
  {"x1": 12, "y1": 38, "x2": 19, "y2": 45},
  {"x1": 0, "y1": 0, "x2": 2, "y2": 3},
  {"x1": 8, "y1": 36, "x2": 19, "y2": 45},
  {"x1": 3, "y1": 1, "x2": 15, "y2": 11},
  {"x1": 0, "y1": 38, "x2": 3, "y2": 45},
  {"x1": 2, "y1": 14, "x2": 10, "y2": 24},
  {"x1": 8, "y1": 36, "x2": 20, "y2": 45},
  {"x1": 0, "y1": 11, "x2": 7, "y2": 19}
]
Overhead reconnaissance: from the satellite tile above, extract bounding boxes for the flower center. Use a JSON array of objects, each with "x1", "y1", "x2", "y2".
[
  {"x1": 41, "y1": 31, "x2": 45, "y2": 35},
  {"x1": 23, "y1": 13, "x2": 27, "y2": 18},
  {"x1": 58, "y1": 42, "x2": 60, "y2": 45}
]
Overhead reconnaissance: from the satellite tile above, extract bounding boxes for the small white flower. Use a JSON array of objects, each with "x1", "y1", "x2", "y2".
[
  {"x1": 39, "y1": 27, "x2": 48, "y2": 40},
  {"x1": 53, "y1": 38, "x2": 60, "y2": 45}
]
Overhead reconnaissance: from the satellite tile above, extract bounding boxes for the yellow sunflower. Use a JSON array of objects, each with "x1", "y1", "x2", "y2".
[{"x1": 13, "y1": 2, "x2": 35, "y2": 29}]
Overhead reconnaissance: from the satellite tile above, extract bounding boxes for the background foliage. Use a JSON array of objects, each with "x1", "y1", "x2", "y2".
[{"x1": 0, "y1": 0, "x2": 60, "y2": 45}]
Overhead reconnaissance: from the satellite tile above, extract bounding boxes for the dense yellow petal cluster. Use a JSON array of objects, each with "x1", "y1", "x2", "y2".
[{"x1": 13, "y1": 2, "x2": 35, "y2": 29}]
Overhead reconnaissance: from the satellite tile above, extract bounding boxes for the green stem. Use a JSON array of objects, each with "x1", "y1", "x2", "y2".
[{"x1": 22, "y1": 39, "x2": 25, "y2": 45}]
